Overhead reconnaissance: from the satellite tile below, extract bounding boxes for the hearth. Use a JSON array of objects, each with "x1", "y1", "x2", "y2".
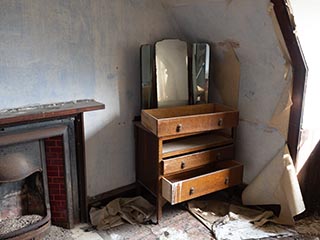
[
  {"x1": 0, "y1": 152, "x2": 51, "y2": 239},
  {"x1": 0, "y1": 100, "x2": 104, "y2": 239}
]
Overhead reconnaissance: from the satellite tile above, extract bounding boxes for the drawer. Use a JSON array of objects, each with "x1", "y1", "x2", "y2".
[
  {"x1": 162, "y1": 160, "x2": 243, "y2": 204},
  {"x1": 162, "y1": 145, "x2": 234, "y2": 175},
  {"x1": 141, "y1": 103, "x2": 239, "y2": 137},
  {"x1": 162, "y1": 132, "x2": 233, "y2": 158}
]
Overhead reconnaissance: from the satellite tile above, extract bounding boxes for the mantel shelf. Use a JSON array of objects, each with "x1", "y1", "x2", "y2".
[{"x1": 0, "y1": 99, "x2": 105, "y2": 126}]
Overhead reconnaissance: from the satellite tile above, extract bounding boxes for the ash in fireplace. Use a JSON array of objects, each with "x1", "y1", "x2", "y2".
[
  {"x1": 43, "y1": 225, "x2": 74, "y2": 240},
  {"x1": 0, "y1": 214, "x2": 43, "y2": 235},
  {"x1": 0, "y1": 215, "x2": 74, "y2": 240}
]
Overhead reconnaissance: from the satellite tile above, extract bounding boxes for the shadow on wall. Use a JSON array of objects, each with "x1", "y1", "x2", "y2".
[
  {"x1": 85, "y1": 116, "x2": 137, "y2": 197},
  {"x1": 84, "y1": 38, "x2": 143, "y2": 197}
]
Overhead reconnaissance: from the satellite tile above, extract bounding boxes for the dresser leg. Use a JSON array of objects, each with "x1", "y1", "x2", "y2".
[
  {"x1": 156, "y1": 196, "x2": 167, "y2": 223},
  {"x1": 156, "y1": 197, "x2": 162, "y2": 223}
]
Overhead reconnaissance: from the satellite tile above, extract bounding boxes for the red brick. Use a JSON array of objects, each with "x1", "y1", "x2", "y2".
[
  {"x1": 49, "y1": 189, "x2": 60, "y2": 195},
  {"x1": 52, "y1": 217, "x2": 67, "y2": 223},
  {"x1": 48, "y1": 183, "x2": 60, "y2": 190},
  {"x1": 56, "y1": 168, "x2": 64, "y2": 177},
  {"x1": 54, "y1": 195, "x2": 66, "y2": 201},
  {"x1": 59, "y1": 186, "x2": 66, "y2": 193},
  {"x1": 46, "y1": 152, "x2": 59, "y2": 159},
  {"x1": 47, "y1": 165, "x2": 59, "y2": 172},
  {"x1": 48, "y1": 146, "x2": 63, "y2": 153},
  {"x1": 45, "y1": 141, "x2": 57, "y2": 147},
  {"x1": 48, "y1": 160, "x2": 64, "y2": 167},
  {"x1": 51, "y1": 177, "x2": 64, "y2": 183},
  {"x1": 44, "y1": 135, "x2": 69, "y2": 226}
]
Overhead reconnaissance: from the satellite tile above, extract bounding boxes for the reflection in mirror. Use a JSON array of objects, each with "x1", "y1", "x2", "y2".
[
  {"x1": 155, "y1": 39, "x2": 189, "y2": 108},
  {"x1": 192, "y1": 43, "x2": 210, "y2": 104},
  {"x1": 141, "y1": 45, "x2": 154, "y2": 109}
]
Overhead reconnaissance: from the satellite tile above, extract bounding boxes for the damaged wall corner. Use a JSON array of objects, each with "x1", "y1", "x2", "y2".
[
  {"x1": 242, "y1": 0, "x2": 307, "y2": 224},
  {"x1": 242, "y1": 144, "x2": 305, "y2": 225},
  {"x1": 267, "y1": 1, "x2": 294, "y2": 139}
]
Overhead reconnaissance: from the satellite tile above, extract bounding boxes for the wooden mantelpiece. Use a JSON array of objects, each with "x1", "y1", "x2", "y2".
[
  {"x1": 0, "y1": 99, "x2": 104, "y2": 126},
  {"x1": 0, "y1": 99, "x2": 105, "y2": 224}
]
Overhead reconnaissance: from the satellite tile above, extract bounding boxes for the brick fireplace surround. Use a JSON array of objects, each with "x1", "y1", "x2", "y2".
[
  {"x1": 44, "y1": 136, "x2": 68, "y2": 225},
  {"x1": 0, "y1": 100, "x2": 104, "y2": 239}
]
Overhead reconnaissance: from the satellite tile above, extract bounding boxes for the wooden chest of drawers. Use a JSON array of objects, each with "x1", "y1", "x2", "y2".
[{"x1": 135, "y1": 103, "x2": 243, "y2": 222}]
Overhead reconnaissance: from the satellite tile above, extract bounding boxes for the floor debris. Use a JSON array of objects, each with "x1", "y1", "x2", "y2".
[
  {"x1": 188, "y1": 199, "x2": 297, "y2": 240},
  {"x1": 90, "y1": 196, "x2": 155, "y2": 230}
]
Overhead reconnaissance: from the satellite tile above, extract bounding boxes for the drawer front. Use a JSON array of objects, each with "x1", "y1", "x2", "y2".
[
  {"x1": 162, "y1": 160, "x2": 243, "y2": 204},
  {"x1": 157, "y1": 111, "x2": 238, "y2": 137},
  {"x1": 162, "y1": 145, "x2": 234, "y2": 175}
]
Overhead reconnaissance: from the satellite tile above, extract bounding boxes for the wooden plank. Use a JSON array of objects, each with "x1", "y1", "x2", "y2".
[
  {"x1": 74, "y1": 113, "x2": 88, "y2": 223},
  {"x1": 162, "y1": 132, "x2": 233, "y2": 158},
  {"x1": 135, "y1": 124, "x2": 159, "y2": 195},
  {"x1": 0, "y1": 99, "x2": 104, "y2": 126}
]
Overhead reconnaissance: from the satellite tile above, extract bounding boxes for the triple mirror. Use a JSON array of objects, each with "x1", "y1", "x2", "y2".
[{"x1": 141, "y1": 39, "x2": 210, "y2": 109}]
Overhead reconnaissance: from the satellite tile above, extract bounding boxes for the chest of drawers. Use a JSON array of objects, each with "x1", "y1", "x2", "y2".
[{"x1": 134, "y1": 103, "x2": 243, "y2": 222}]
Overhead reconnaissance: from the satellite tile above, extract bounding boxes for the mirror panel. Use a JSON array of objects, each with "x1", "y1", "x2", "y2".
[
  {"x1": 141, "y1": 45, "x2": 154, "y2": 109},
  {"x1": 155, "y1": 39, "x2": 189, "y2": 108},
  {"x1": 192, "y1": 43, "x2": 210, "y2": 104}
]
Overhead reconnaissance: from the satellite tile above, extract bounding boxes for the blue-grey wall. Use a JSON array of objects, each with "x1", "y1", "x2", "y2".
[{"x1": 0, "y1": 0, "x2": 181, "y2": 196}]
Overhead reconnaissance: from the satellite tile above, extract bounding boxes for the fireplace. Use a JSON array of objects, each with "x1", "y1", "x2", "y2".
[{"x1": 0, "y1": 100, "x2": 104, "y2": 239}]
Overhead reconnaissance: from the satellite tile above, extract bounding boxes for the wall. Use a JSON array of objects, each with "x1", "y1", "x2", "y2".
[
  {"x1": 0, "y1": 0, "x2": 182, "y2": 196},
  {"x1": 0, "y1": 0, "x2": 291, "y2": 196},
  {"x1": 162, "y1": 0, "x2": 290, "y2": 183}
]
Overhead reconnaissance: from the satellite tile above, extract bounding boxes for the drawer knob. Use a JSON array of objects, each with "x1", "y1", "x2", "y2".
[
  {"x1": 224, "y1": 177, "x2": 229, "y2": 185},
  {"x1": 181, "y1": 161, "x2": 185, "y2": 169},
  {"x1": 216, "y1": 152, "x2": 222, "y2": 161},
  {"x1": 189, "y1": 187, "x2": 195, "y2": 195},
  {"x1": 218, "y1": 118, "x2": 223, "y2": 126},
  {"x1": 176, "y1": 124, "x2": 182, "y2": 132}
]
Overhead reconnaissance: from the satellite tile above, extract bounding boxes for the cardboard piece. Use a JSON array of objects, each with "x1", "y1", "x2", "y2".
[
  {"x1": 242, "y1": 144, "x2": 305, "y2": 225},
  {"x1": 89, "y1": 196, "x2": 155, "y2": 230}
]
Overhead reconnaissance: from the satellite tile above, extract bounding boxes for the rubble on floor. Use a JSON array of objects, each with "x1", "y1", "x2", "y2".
[
  {"x1": 188, "y1": 199, "x2": 297, "y2": 239},
  {"x1": 86, "y1": 191, "x2": 320, "y2": 240}
]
